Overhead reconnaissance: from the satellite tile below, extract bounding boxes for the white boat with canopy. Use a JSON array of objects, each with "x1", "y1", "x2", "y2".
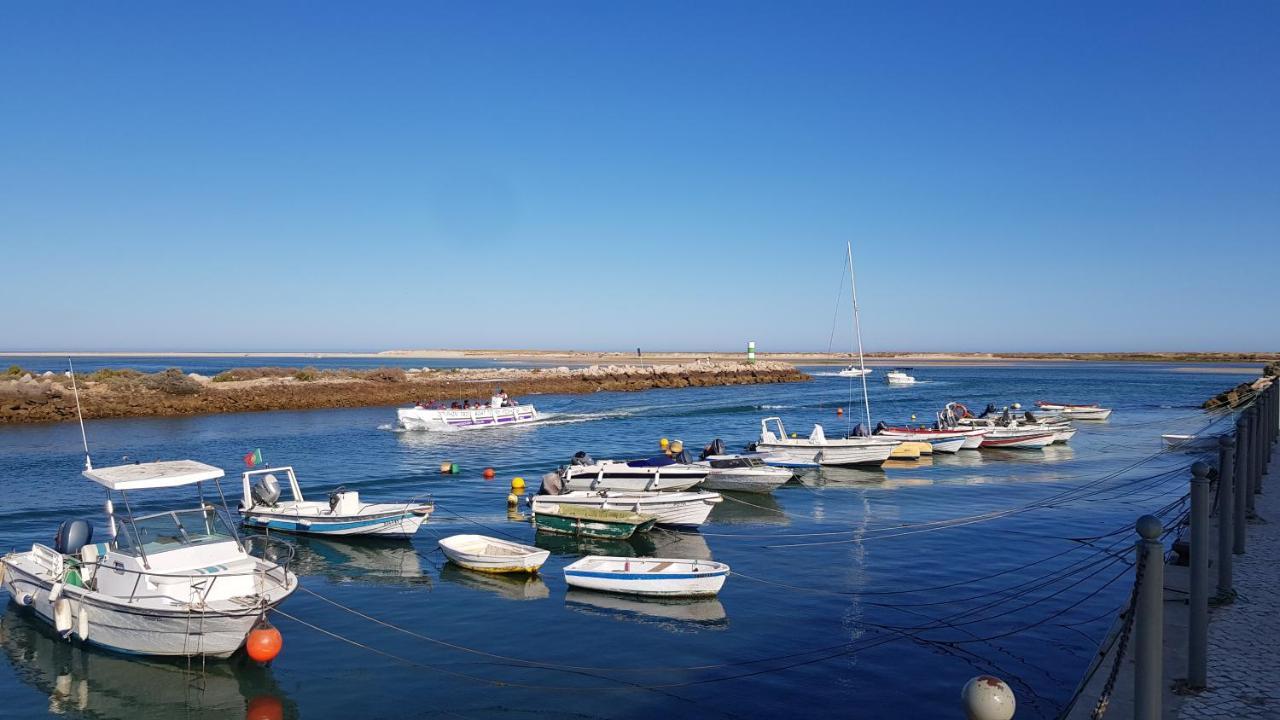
[
  {"x1": 1, "y1": 460, "x2": 297, "y2": 658},
  {"x1": 837, "y1": 365, "x2": 872, "y2": 377},
  {"x1": 885, "y1": 369, "x2": 916, "y2": 385},
  {"x1": 239, "y1": 466, "x2": 433, "y2": 538},
  {"x1": 694, "y1": 439, "x2": 793, "y2": 493},
  {"x1": 396, "y1": 392, "x2": 538, "y2": 431},
  {"x1": 754, "y1": 417, "x2": 899, "y2": 467}
]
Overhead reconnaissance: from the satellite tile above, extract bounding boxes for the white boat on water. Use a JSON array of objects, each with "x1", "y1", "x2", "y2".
[
  {"x1": 551, "y1": 452, "x2": 707, "y2": 493},
  {"x1": 1, "y1": 460, "x2": 297, "y2": 658},
  {"x1": 563, "y1": 556, "x2": 730, "y2": 597},
  {"x1": 978, "y1": 426, "x2": 1057, "y2": 449},
  {"x1": 1035, "y1": 401, "x2": 1112, "y2": 421},
  {"x1": 693, "y1": 440, "x2": 793, "y2": 493},
  {"x1": 239, "y1": 466, "x2": 434, "y2": 538},
  {"x1": 872, "y1": 426, "x2": 976, "y2": 453},
  {"x1": 885, "y1": 369, "x2": 916, "y2": 385},
  {"x1": 837, "y1": 365, "x2": 872, "y2": 377},
  {"x1": 531, "y1": 489, "x2": 722, "y2": 528},
  {"x1": 396, "y1": 393, "x2": 538, "y2": 431},
  {"x1": 754, "y1": 417, "x2": 899, "y2": 467},
  {"x1": 1162, "y1": 434, "x2": 1219, "y2": 451},
  {"x1": 438, "y1": 534, "x2": 549, "y2": 574}
]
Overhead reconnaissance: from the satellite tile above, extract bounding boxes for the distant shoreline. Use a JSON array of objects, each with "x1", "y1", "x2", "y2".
[{"x1": 2, "y1": 349, "x2": 1276, "y2": 368}]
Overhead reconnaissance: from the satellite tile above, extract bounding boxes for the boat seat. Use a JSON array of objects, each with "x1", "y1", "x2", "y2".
[{"x1": 647, "y1": 562, "x2": 674, "y2": 573}]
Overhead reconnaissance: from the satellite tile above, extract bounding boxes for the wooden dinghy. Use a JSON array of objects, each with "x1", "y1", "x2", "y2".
[
  {"x1": 563, "y1": 555, "x2": 730, "y2": 597},
  {"x1": 532, "y1": 504, "x2": 657, "y2": 540},
  {"x1": 438, "y1": 534, "x2": 550, "y2": 574}
]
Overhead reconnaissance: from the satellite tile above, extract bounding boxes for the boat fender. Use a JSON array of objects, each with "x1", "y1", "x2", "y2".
[
  {"x1": 49, "y1": 581, "x2": 65, "y2": 602},
  {"x1": 54, "y1": 597, "x2": 74, "y2": 636},
  {"x1": 0, "y1": 561, "x2": 6, "y2": 586},
  {"x1": 77, "y1": 607, "x2": 90, "y2": 640}
]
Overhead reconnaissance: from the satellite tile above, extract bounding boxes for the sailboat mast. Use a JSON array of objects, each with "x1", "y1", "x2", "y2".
[{"x1": 848, "y1": 241, "x2": 873, "y2": 431}]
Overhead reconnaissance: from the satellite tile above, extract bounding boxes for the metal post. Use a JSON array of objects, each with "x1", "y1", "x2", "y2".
[
  {"x1": 1235, "y1": 414, "x2": 1250, "y2": 553},
  {"x1": 1188, "y1": 462, "x2": 1210, "y2": 688},
  {"x1": 1246, "y1": 408, "x2": 1258, "y2": 513},
  {"x1": 1135, "y1": 514, "x2": 1164, "y2": 720},
  {"x1": 1217, "y1": 435, "x2": 1235, "y2": 598}
]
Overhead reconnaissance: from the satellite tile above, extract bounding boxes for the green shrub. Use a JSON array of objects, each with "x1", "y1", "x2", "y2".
[
  {"x1": 141, "y1": 369, "x2": 202, "y2": 395},
  {"x1": 6, "y1": 365, "x2": 25, "y2": 376},
  {"x1": 362, "y1": 367, "x2": 407, "y2": 383},
  {"x1": 293, "y1": 367, "x2": 319, "y2": 382}
]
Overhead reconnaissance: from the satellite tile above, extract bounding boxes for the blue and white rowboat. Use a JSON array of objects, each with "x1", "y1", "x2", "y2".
[
  {"x1": 563, "y1": 556, "x2": 730, "y2": 597},
  {"x1": 239, "y1": 466, "x2": 433, "y2": 538}
]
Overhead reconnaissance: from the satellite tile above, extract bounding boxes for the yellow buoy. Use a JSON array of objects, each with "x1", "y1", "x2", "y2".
[
  {"x1": 511, "y1": 477, "x2": 525, "y2": 491},
  {"x1": 659, "y1": 437, "x2": 669, "y2": 450}
]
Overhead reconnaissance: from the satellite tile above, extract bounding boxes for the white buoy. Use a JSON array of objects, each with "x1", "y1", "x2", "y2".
[
  {"x1": 54, "y1": 598, "x2": 74, "y2": 636},
  {"x1": 49, "y1": 581, "x2": 65, "y2": 602},
  {"x1": 962, "y1": 676, "x2": 1016, "y2": 720},
  {"x1": 77, "y1": 607, "x2": 90, "y2": 640}
]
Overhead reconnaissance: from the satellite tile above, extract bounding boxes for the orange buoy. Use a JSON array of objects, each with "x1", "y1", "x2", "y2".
[
  {"x1": 245, "y1": 620, "x2": 283, "y2": 663},
  {"x1": 245, "y1": 695, "x2": 284, "y2": 720},
  {"x1": 836, "y1": 407, "x2": 844, "y2": 416},
  {"x1": 483, "y1": 467, "x2": 496, "y2": 479}
]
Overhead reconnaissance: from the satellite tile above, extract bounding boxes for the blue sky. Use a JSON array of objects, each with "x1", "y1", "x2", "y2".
[{"x1": 1, "y1": 2, "x2": 1276, "y2": 353}]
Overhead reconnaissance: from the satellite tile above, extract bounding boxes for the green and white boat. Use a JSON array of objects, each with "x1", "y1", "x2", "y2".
[{"x1": 531, "y1": 504, "x2": 656, "y2": 540}]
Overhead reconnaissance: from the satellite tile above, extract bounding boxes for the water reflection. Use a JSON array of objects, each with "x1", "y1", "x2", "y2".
[
  {"x1": 272, "y1": 534, "x2": 432, "y2": 587},
  {"x1": 564, "y1": 590, "x2": 728, "y2": 630},
  {"x1": 532, "y1": 529, "x2": 713, "y2": 561},
  {"x1": 438, "y1": 565, "x2": 549, "y2": 600},
  {"x1": 708, "y1": 492, "x2": 790, "y2": 526},
  {"x1": 0, "y1": 607, "x2": 295, "y2": 720}
]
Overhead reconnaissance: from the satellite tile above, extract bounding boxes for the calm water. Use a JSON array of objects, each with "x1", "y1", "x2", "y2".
[{"x1": 0, "y1": 364, "x2": 1252, "y2": 719}]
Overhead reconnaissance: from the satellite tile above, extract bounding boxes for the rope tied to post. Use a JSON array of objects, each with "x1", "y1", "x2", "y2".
[{"x1": 1090, "y1": 543, "x2": 1147, "y2": 719}]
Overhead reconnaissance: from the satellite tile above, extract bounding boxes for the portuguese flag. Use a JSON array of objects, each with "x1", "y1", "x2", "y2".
[{"x1": 243, "y1": 448, "x2": 263, "y2": 468}]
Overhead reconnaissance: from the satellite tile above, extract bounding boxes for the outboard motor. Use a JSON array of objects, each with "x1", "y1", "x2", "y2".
[
  {"x1": 328, "y1": 486, "x2": 346, "y2": 513},
  {"x1": 570, "y1": 451, "x2": 594, "y2": 467},
  {"x1": 539, "y1": 471, "x2": 563, "y2": 496},
  {"x1": 1024, "y1": 411, "x2": 1039, "y2": 424},
  {"x1": 849, "y1": 423, "x2": 869, "y2": 437},
  {"x1": 979, "y1": 403, "x2": 997, "y2": 419},
  {"x1": 874, "y1": 421, "x2": 888, "y2": 434},
  {"x1": 54, "y1": 519, "x2": 93, "y2": 555},
  {"x1": 700, "y1": 439, "x2": 726, "y2": 461},
  {"x1": 252, "y1": 473, "x2": 282, "y2": 507},
  {"x1": 999, "y1": 409, "x2": 1012, "y2": 427}
]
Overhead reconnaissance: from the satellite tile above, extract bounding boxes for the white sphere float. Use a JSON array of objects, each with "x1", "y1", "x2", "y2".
[{"x1": 962, "y1": 675, "x2": 1016, "y2": 720}]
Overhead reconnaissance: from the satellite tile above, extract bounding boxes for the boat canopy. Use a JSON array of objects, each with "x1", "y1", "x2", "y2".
[{"x1": 83, "y1": 460, "x2": 225, "y2": 490}]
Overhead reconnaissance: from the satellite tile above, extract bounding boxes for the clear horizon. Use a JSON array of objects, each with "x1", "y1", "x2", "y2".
[{"x1": 2, "y1": 2, "x2": 1276, "y2": 353}]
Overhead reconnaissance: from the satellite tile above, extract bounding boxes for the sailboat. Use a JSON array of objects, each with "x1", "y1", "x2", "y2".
[{"x1": 754, "y1": 242, "x2": 898, "y2": 468}]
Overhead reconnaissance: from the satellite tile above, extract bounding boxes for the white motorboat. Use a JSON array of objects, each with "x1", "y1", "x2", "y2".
[
  {"x1": 1, "y1": 460, "x2": 297, "y2": 658},
  {"x1": 1035, "y1": 401, "x2": 1112, "y2": 421},
  {"x1": 693, "y1": 440, "x2": 793, "y2": 492},
  {"x1": 837, "y1": 365, "x2": 872, "y2": 377},
  {"x1": 396, "y1": 393, "x2": 538, "y2": 431},
  {"x1": 563, "y1": 556, "x2": 730, "y2": 597},
  {"x1": 551, "y1": 452, "x2": 707, "y2": 493},
  {"x1": 531, "y1": 490, "x2": 722, "y2": 529},
  {"x1": 753, "y1": 417, "x2": 899, "y2": 467},
  {"x1": 885, "y1": 369, "x2": 916, "y2": 385},
  {"x1": 979, "y1": 426, "x2": 1057, "y2": 449},
  {"x1": 438, "y1": 534, "x2": 549, "y2": 574},
  {"x1": 239, "y1": 466, "x2": 433, "y2": 538}
]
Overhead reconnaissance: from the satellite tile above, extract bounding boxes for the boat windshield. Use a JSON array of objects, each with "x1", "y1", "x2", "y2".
[
  {"x1": 116, "y1": 506, "x2": 237, "y2": 557},
  {"x1": 709, "y1": 457, "x2": 762, "y2": 469}
]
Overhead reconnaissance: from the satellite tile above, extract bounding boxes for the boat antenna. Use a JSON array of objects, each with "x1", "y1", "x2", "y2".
[
  {"x1": 68, "y1": 357, "x2": 92, "y2": 470},
  {"x1": 848, "y1": 241, "x2": 873, "y2": 431}
]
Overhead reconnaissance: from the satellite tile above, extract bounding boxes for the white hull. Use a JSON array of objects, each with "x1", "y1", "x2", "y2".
[
  {"x1": 980, "y1": 430, "x2": 1056, "y2": 449},
  {"x1": 563, "y1": 556, "x2": 729, "y2": 597},
  {"x1": 560, "y1": 462, "x2": 706, "y2": 493},
  {"x1": 837, "y1": 367, "x2": 872, "y2": 377},
  {"x1": 1051, "y1": 427, "x2": 1078, "y2": 444},
  {"x1": 532, "y1": 491, "x2": 721, "y2": 528},
  {"x1": 396, "y1": 405, "x2": 539, "y2": 431},
  {"x1": 700, "y1": 467, "x2": 792, "y2": 493},
  {"x1": 1059, "y1": 407, "x2": 1112, "y2": 421},
  {"x1": 754, "y1": 440, "x2": 896, "y2": 467},
  {"x1": 2, "y1": 557, "x2": 295, "y2": 658},
  {"x1": 241, "y1": 506, "x2": 431, "y2": 537},
  {"x1": 438, "y1": 535, "x2": 549, "y2": 574},
  {"x1": 1162, "y1": 434, "x2": 1218, "y2": 451}
]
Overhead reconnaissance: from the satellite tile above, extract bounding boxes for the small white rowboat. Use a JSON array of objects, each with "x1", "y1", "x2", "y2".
[
  {"x1": 563, "y1": 556, "x2": 730, "y2": 597},
  {"x1": 438, "y1": 534, "x2": 550, "y2": 574}
]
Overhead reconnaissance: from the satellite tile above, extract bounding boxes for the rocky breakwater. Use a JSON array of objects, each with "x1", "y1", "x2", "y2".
[
  {"x1": 0, "y1": 361, "x2": 809, "y2": 424},
  {"x1": 1202, "y1": 362, "x2": 1279, "y2": 410}
]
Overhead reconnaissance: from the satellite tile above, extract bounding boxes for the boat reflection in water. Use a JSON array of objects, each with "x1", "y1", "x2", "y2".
[
  {"x1": 438, "y1": 564, "x2": 549, "y2": 601},
  {"x1": 707, "y1": 491, "x2": 790, "y2": 526},
  {"x1": 267, "y1": 533, "x2": 431, "y2": 587},
  {"x1": 0, "y1": 606, "x2": 295, "y2": 720},
  {"x1": 565, "y1": 590, "x2": 727, "y2": 630},
  {"x1": 533, "y1": 528, "x2": 713, "y2": 561}
]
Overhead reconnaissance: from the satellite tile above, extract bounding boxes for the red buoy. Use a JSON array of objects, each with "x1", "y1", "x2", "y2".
[
  {"x1": 483, "y1": 467, "x2": 496, "y2": 479},
  {"x1": 245, "y1": 620, "x2": 283, "y2": 663},
  {"x1": 836, "y1": 407, "x2": 844, "y2": 416}
]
